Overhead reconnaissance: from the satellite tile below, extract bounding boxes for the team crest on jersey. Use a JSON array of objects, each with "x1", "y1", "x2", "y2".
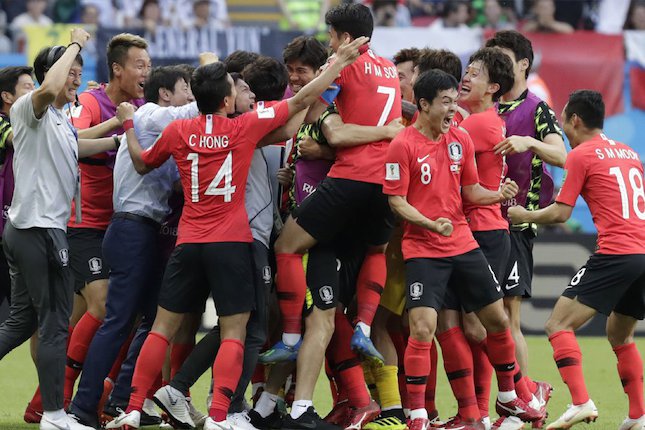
[
  {"x1": 409, "y1": 282, "x2": 423, "y2": 300},
  {"x1": 88, "y1": 257, "x2": 102, "y2": 275},
  {"x1": 319, "y1": 286, "x2": 334, "y2": 304},
  {"x1": 448, "y1": 142, "x2": 463, "y2": 161}
]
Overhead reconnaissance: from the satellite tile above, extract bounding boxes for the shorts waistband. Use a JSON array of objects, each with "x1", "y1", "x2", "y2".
[{"x1": 112, "y1": 212, "x2": 161, "y2": 230}]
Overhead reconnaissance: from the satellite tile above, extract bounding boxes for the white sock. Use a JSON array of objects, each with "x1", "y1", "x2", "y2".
[
  {"x1": 290, "y1": 400, "x2": 314, "y2": 419},
  {"x1": 497, "y1": 390, "x2": 517, "y2": 403},
  {"x1": 409, "y1": 408, "x2": 428, "y2": 420},
  {"x1": 282, "y1": 333, "x2": 301, "y2": 347},
  {"x1": 356, "y1": 321, "x2": 371, "y2": 337},
  {"x1": 255, "y1": 391, "x2": 278, "y2": 418},
  {"x1": 43, "y1": 409, "x2": 66, "y2": 421},
  {"x1": 403, "y1": 408, "x2": 410, "y2": 418},
  {"x1": 382, "y1": 405, "x2": 403, "y2": 412}
]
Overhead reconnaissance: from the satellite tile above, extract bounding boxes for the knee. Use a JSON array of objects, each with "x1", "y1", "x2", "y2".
[
  {"x1": 463, "y1": 323, "x2": 486, "y2": 344},
  {"x1": 544, "y1": 317, "x2": 567, "y2": 337},
  {"x1": 307, "y1": 309, "x2": 335, "y2": 342},
  {"x1": 607, "y1": 329, "x2": 633, "y2": 348},
  {"x1": 485, "y1": 312, "x2": 510, "y2": 334},
  {"x1": 409, "y1": 317, "x2": 435, "y2": 343}
]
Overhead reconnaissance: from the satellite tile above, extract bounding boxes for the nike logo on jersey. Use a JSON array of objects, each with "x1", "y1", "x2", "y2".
[{"x1": 417, "y1": 155, "x2": 430, "y2": 163}]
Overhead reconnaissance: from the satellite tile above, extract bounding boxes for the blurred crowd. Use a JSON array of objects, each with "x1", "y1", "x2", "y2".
[{"x1": 0, "y1": 0, "x2": 644, "y2": 53}]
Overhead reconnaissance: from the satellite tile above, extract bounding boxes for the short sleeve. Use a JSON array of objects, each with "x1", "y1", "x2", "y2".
[
  {"x1": 460, "y1": 134, "x2": 480, "y2": 187},
  {"x1": 71, "y1": 92, "x2": 101, "y2": 129},
  {"x1": 10, "y1": 91, "x2": 40, "y2": 129},
  {"x1": 242, "y1": 100, "x2": 290, "y2": 143},
  {"x1": 382, "y1": 136, "x2": 410, "y2": 196},
  {"x1": 556, "y1": 149, "x2": 585, "y2": 207},
  {"x1": 141, "y1": 122, "x2": 177, "y2": 169},
  {"x1": 535, "y1": 101, "x2": 563, "y2": 141}
]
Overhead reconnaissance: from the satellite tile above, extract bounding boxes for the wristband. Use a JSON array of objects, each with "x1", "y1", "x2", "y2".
[
  {"x1": 67, "y1": 42, "x2": 82, "y2": 52},
  {"x1": 112, "y1": 134, "x2": 120, "y2": 150},
  {"x1": 122, "y1": 119, "x2": 134, "y2": 132}
]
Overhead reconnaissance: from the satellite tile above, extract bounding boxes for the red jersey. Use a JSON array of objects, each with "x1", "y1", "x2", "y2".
[
  {"x1": 460, "y1": 107, "x2": 508, "y2": 232},
  {"x1": 383, "y1": 126, "x2": 480, "y2": 259},
  {"x1": 556, "y1": 133, "x2": 645, "y2": 255},
  {"x1": 327, "y1": 47, "x2": 402, "y2": 184},
  {"x1": 141, "y1": 101, "x2": 289, "y2": 246}
]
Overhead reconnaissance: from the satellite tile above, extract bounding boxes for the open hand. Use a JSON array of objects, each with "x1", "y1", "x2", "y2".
[{"x1": 335, "y1": 36, "x2": 370, "y2": 67}]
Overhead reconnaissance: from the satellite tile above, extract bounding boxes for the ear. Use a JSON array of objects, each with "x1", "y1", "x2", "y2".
[
  {"x1": 158, "y1": 87, "x2": 170, "y2": 103},
  {"x1": 419, "y1": 98, "x2": 430, "y2": 112},
  {"x1": 518, "y1": 58, "x2": 529, "y2": 75},
  {"x1": 341, "y1": 32, "x2": 353, "y2": 43},
  {"x1": 0, "y1": 91, "x2": 13, "y2": 107},
  {"x1": 488, "y1": 82, "x2": 500, "y2": 97},
  {"x1": 112, "y1": 62, "x2": 123, "y2": 78}
]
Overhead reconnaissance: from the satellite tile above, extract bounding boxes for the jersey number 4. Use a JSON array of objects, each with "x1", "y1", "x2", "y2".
[
  {"x1": 609, "y1": 166, "x2": 645, "y2": 220},
  {"x1": 187, "y1": 152, "x2": 236, "y2": 203}
]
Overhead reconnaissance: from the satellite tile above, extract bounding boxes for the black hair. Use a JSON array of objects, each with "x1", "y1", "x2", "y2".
[
  {"x1": 468, "y1": 47, "x2": 515, "y2": 101},
  {"x1": 191, "y1": 62, "x2": 233, "y2": 114},
  {"x1": 393, "y1": 48, "x2": 420, "y2": 66},
  {"x1": 413, "y1": 69, "x2": 458, "y2": 110},
  {"x1": 485, "y1": 30, "x2": 534, "y2": 78},
  {"x1": 143, "y1": 66, "x2": 189, "y2": 104},
  {"x1": 106, "y1": 33, "x2": 148, "y2": 80},
  {"x1": 224, "y1": 50, "x2": 260, "y2": 73},
  {"x1": 415, "y1": 49, "x2": 462, "y2": 83},
  {"x1": 325, "y1": 3, "x2": 374, "y2": 40},
  {"x1": 0, "y1": 66, "x2": 33, "y2": 105},
  {"x1": 565, "y1": 90, "x2": 604, "y2": 129},
  {"x1": 230, "y1": 72, "x2": 243, "y2": 85},
  {"x1": 242, "y1": 56, "x2": 288, "y2": 102},
  {"x1": 33, "y1": 45, "x2": 83, "y2": 85},
  {"x1": 283, "y1": 36, "x2": 328, "y2": 71}
]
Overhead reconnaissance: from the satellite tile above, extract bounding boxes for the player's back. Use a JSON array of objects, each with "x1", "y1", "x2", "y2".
[
  {"x1": 567, "y1": 134, "x2": 645, "y2": 254},
  {"x1": 329, "y1": 48, "x2": 402, "y2": 184}
]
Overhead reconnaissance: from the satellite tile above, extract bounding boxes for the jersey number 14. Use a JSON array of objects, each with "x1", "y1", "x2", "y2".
[{"x1": 187, "y1": 152, "x2": 236, "y2": 203}]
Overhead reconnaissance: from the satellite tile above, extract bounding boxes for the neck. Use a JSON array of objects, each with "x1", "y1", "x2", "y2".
[
  {"x1": 574, "y1": 128, "x2": 603, "y2": 147},
  {"x1": 465, "y1": 97, "x2": 493, "y2": 114},
  {"x1": 52, "y1": 98, "x2": 67, "y2": 110},
  {"x1": 105, "y1": 82, "x2": 133, "y2": 105},
  {"x1": 501, "y1": 78, "x2": 527, "y2": 102},
  {"x1": 415, "y1": 120, "x2": 443, "y2": 141}
]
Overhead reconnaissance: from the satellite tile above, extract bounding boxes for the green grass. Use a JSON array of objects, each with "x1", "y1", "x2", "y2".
[{"x1": 0, "y1": 336, "x2": 643, "y2": 429}]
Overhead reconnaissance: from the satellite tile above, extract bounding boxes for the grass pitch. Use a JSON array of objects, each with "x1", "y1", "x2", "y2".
[{"x1": 0, "y1": 336, "x2": 642, "y2": 429}]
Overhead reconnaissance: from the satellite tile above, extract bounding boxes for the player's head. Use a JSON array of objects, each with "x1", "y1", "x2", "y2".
[
  {"x1": 460, "y1": 47, "x2": 514, "y2": 106},
  {"x1": 393, "y1": 48, "x2": 420, "y2": 102},
  {"x1": 325, "y1": 3, "x2": 373, "y2": 53},
  {"x1": 283, "y1": 36, "x2": 328, "y2": 94},
  {"x1": 230, "y1": 72, "x2": 256, "y2": 114},
  {"x1": 173, "y1": 64, "x2": 196, "y2": 102},
  {"x1": 34, "y1": 45, "x2": 83, "y2": 105},
  {"x1": 224, "y1": 50, "x2": 260, "y2": 73},
  {"x1": 242, "y1": 56, "x2": 288, "y2": 102},
  {"x1": 191, "y1": 62, "x2": 236, "y2": 115},
  {"x1": 0, "y1": 66, "x2": 35, "y2": 113},
  {"x1": 412, "y1": 49, "x2": 462, "y2": 86},
  {"x1": 414, "y1": 69, "x2": 459, "y2": 134},
  {"x1": 485, "y1": 30, "x2": 533, "y2": 80},
  {"x1": 562, "y1": 90, "x2": 604, "y2": 147},
  {"x1": 143, "y1": 66, "x2": 191, "y2": 107},
  {"x1": 106, "y1": 33, "x2": 151, "y2": 99}
]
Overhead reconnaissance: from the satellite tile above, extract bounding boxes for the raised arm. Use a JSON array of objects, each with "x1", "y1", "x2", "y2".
[{"x1": 32, "y1": 28, "x2": 90, "y2": 118}]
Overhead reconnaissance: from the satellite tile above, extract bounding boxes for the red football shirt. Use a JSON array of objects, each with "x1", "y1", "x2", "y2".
[
  {"x1": 460, "y1": 107, "x2": 508, "y2": 232},
  {"x1": 327, "y1": 47, "x2": 402, "y2": 184},
  {"x1": 141, "y1": 101, "x2": 289, "y2": 245},
  {"x1": 383, "y1": 126, "x2": 480, "y2": 259},
  {"x1": 556, "y1": 133, "x2": 645, "y2": 255}
]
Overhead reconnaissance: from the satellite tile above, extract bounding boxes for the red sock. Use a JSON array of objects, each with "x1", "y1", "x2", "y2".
[
  {"x1": 65, "y1": 312, "x2": 103, "y2": 401},
  {"x1": 276, "y1": 253, "x2": 306, "y2": 334},
  {"x1": 391, "y1": 330, "x2": 408, "y2": 409},
  {"x1": 210, "y1": 339, "x2": 244, "y2": 421},
  {"x1": 549, "y1": 330, "x2": 588, "y2": 405},
  {"x1": 147, "y1": 372, "x2": 163, "y2": 400},
  {"x1": 614, "y1": 343, "x2": 645, "y2": 419},
  {"x1": 108, "y1": 331, "x2": 135, "y2": 382},
  {"x1": 437, "y1": 328, "x2": 479, "y2": 420},
  {"x1": 425, "y1": 339, "x2": 438, "y2": 413},
  {"x1": 328, "y1": 312, "x2": 370, "y2": 408},
  {"x1": 355, "y1": 252, "x2": 386, "y2": 326},
  {"x1": 127, "y1": 332, "x2": 169, "y2": 413},
  {"x1": 514, "y1": 366, "x2": 532, "y2": 402},
  {"x1": 405, "y1": 337, "x2": 432, "y2": 411},
  {"x1": 523, "y1": 375, "x2": 538, "y2": 394},
  {"x1": 469, "y1": 338, "x2": 492, "y2": 418},
  {"x1": 486, "y1": 329, "x2": 516, "y2": 392},
  {"x1": 171, "y1": 343, "x2": 195, "y2": 379},
  {"x1": 252, "y1": 363, "x2": 265, "y2": 385}
]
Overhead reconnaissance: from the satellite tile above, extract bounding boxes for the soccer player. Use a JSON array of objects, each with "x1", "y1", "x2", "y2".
[
  {"x1": 68, "y1": 64, "x2": 199, "y2": 428},
  {"x1": 393, "y1": 48, "x2": 420, "y2": 103},
  {"x1": 382, "y1": 69, "x2": 542, "y2": 430},
  {"x1": 486, "y1": 31, "x2": 565, "y2": 407},
  {"x1": 0, "y1": 66, "x2": 35, "y2": 307},
  {"x1": 507, "y1": 90, "x2": 645, "y2": 430},
  {"x1": 104, "y1": 37, "x2": 366, "y2": 430},
  {"x1": 63, "y1": 33, "x2": 150, "y2": 408},
  {"x1": 0, "y1": 29, "x2": 128, "y2": 430}
]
